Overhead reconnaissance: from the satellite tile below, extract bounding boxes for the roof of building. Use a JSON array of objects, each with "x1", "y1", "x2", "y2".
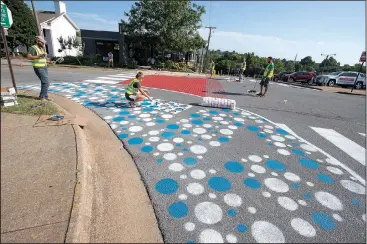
[
  {"x1": 80, "y1": 29, "x2": 120, "y2": 41},
  {"x1": 37, "y1": 11, "x2": 79, "y2": 30}
]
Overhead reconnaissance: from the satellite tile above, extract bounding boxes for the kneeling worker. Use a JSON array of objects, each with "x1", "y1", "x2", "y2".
[{"x1": 125, "y1": 71, "x2": 152, "y2": 107}]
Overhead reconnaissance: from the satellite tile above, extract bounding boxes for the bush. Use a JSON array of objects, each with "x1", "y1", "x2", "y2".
[{"x1": 127, "y1": 59, "x2": 138, "y2": 69}]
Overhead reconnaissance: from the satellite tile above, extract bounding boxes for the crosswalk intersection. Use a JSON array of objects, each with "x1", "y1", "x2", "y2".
[{"x1": 83, "y1": 72, "x2": 136, "y2": 84}]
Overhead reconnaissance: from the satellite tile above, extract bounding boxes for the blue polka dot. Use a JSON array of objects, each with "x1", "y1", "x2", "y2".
[
  {"x1": 155, "y1": 178, "x2": 179, "y2": 195},
  {"x1": 168, "y1": 201, "x2": 188, "y2": 218},
  {"x1": 291, "y1": 183, "x2": 300, "y2": 189},
  {"x1": 203, "y1": 117, "x2": 211, "y2": 121},
  {"x1": 304, "y1": 193, "x2": 312, "y2": 199},
  {"x1": 267, "y1": 142, "x2": 273, "y2": 146},
  {"x1": 247, "y1": 125, "x2": 260, "y2": 132},
  {"x1": 192, "y1": 120, "x2": 203, "y2": 125},
  {"x1": 141, "y1": 145, "x2": 153, "y2": 153},
  {"x1": 142, "y1": 107, "x2": 153, "y2": 112},
  {"x1": 237, "y1": 224, "x2": 248, "y2": 232},
  {"x1": 221, "y1": 108, "x2": 230, "y2": 113},
  {"x1": 190, "y1": 113, "x2": 200, "y2": 118},
  {"x1": 225, "y1": 161, "x2": 244, "y2": 173},
  {"x1": 292, "y1": 149, "x2": 305, "y2": 156},
  {"x1": 352, "y1": 199, "x2": 360, "y2": 206},
  {"x1": 244, "y1": 178, "x2": 261, "y2": 189},
  {"x1": 187, "y1": 240, "x2": 195, "y2": 244},
  {"x1": 257, "y1": 133, "x2": 267, "y2": 138},
  {"x1": 167, "y1": 124, "x2": 179, "y2": 130},
  {"x1": 208, "y1": 177, "x2": 231, "y2": 192},
  {"x1": 157, "y1": 158, "x2": 163, "y2": 163},
  {"x1": 234, "y1": 122, "x2": 243, "y2": 127},
  {"x1": 265, "y1": 160, "x2": 286, "y2": 171},
  {"x1": 228, "y1": 209, "x2": 237, "y2": 216},
  {"x1": 176, "y1": 143, "x2": 182, "y2": 147},
  {"x1": 184, "y1": 157, "x2": 197, "y2": 166},
  {"x1": 156, "y1": 119, "x2": 165, "y2": 124},
  {"x1": 209, "y1": 110, "x2": 219, "y2": 115},
  {"x1": 233, "y1": 112, "x2": 240, "y2": 116},
  {"x1": 275, "y1": 128, "x2": 289, "y2": 135},
  {"x1": 218, "y1": 137, "x2": 229, "y2": 142},
  {"x1": 113, "y1": 117, "x2": 125, "y2": 122},
  {"x1": 162, "y1": 131, "x2": 175, "y2": 139},
  {"x1": 299, "y1": 158, "x2": 319, "y2": 169},
  {"x1": 128, "y1": 115, "x2": 136, "y2": 119},
  {"x1": 312, "y1": 212, "x2": 336, "y2": 230},
  {"x1": 183, "y1": 148, "x2": 189, "y2": 152},
  {"x1": 127, "y1": 137, "x2": 143, "y2": 145},
  {"x1": 118, "y1": 133, "x2": 128, "y2": 139},
  {"x1": 181, "y1": 130, "x2": 191, "y2": 135},
  {"x1": 119, "y1": 111, "x2": 129, "y2": 115},
  {"x1": 317, "y1": 173, "x2": 334, "y2": 184}
]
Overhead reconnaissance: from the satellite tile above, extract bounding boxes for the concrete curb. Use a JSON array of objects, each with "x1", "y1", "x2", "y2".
[{"x1": 272, "y1": 81, "x2": 323, "y2": 90}]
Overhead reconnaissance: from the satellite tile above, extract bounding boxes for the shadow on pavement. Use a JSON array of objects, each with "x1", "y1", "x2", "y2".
[{"x1": 336, "y1": 91, "x2": 366, "y2": 97}]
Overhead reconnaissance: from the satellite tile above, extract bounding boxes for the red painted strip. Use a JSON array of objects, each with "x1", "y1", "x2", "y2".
[{"x1": 205, "y1": 79, "x2": 226, "y2": 98}]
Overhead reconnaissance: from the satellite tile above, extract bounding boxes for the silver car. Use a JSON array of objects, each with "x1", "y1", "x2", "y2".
[{"x1": 316, "y1": 71, "x2": 366, "y2": 89}]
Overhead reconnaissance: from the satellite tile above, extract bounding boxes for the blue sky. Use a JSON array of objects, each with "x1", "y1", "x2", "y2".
[{"x1": 28, "y1": 1, "x2": 365, "y2": 65}]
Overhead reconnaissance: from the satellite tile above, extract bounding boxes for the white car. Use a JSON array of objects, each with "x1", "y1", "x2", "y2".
[{"x1": 317, "y1": 71, "x2": 366, "y2": 89}]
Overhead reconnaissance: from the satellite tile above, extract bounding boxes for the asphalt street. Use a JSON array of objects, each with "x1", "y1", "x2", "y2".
[{"x1": 2, "y1": 64, "x2": 366, "y2": 243}]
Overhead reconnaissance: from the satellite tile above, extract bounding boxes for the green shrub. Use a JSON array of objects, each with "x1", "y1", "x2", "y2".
[{"x1": 127, "y1": 59, "x2": 138, "y2": 69}]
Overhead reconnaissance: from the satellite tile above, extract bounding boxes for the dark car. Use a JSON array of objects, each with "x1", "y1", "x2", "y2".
[
  {"x1": 273, "y1": 72, "x2": 291, "y2": 81},
  {"x1": 288, "y1": 71, "x2": 316, "y2": 84}
]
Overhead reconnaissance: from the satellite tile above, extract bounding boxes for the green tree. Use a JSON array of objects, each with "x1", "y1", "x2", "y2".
[
  {"x1": 295, "y1": 62, "x2": 303, "y2": 72},
  {"x1": 300, "y1": 56, "x2": 316, "y2": 71},
  {"x1": 3, "y1": 0, "x2": 37, "y2": 53},
  {"x1": 273, "y1": 58, "x2": 285, "y2": 73},
  {"x1": 342, "y1": 64, "x2": 352, "y2": 71},
  {"x1": 284, "y1": 61, "x2": 295, "y2": 72}
]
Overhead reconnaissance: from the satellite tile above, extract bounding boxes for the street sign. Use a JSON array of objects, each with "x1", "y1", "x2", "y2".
[
  {"x1": 1, "y1": 1, "x2": 13, "y2": 28},
  {"x1": 360, "y1": 51, "x2": 366, "y2": 63}
]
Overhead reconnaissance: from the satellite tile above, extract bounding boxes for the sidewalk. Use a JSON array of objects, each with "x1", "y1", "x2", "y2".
[{"x1": 1, "y1": 113, "x2": 76, "y2": 243}]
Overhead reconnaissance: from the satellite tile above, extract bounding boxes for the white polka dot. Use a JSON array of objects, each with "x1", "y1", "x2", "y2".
[
  {"x1": 180, "y1": 119, "x2": 189, "y2": 123},
  {"x1": 251, "y1": 221, "x2": 285, "y2": 243},
  {"x1": 209, "y1": 141, "x2": 221, "y2": 147},
  {"x1": 277, "y1": 149, "x2": 290, "y2": 155},
  {"x1": 248, "y1": 155, "x2": 262, "y2": 163},
  {"x1": 271, "y1": 135, "x2": 285, "y2": 142},
  {"x1": 248, "y1": 173, "x2": 255, "y2": 177},
  {"x1": 199, "y1": 229, "x2": 223, "y2": 243},
  {"x1": 212, "y1": 116, "x2": 223, "y2": 121},
  {"x1": 143, "y1": 118, "x2": 152, "y2": 122},
  {"x1": 264, "y1": 178, "x2": 289, "y2": 193},
  {"x1": 234, "y1": 118, "x2": 244, "y2": 122},
  {"x1": 291, "y1": 218, "x2": 316, "y2": 237},
  {"x1": 325, "y1": 158, "x2": 339, "y2": 165},
  {"x1": 362, "y1": 214, "x2": 366, "y2": 222},
  {"x1": 306, "y1": 182, "x2": 314, "y2": 187},
  {"x1": 220, "y1": 129, "x2": 233, "y2": 135},
  {"x1": 187, "y1": 141, "x2": 192, "y2": 144},
  {"x1": 209, "y1": 169, "x2": 216, "y2": 174},
  {"x1": 146, "y1": 122, "x2": 155, "y2": 126},
  {"x1": 120, "y1": 121, "x2": 129, "y2": 125},
  {"x1": 149, "y1": 137, "x2": 160, "y2": 142},
  {"x1": 183, "y1": 123, "x2": 193, "y2": 128},
  {"x1": 163, "y1": 153, "x2": 177, "y2": 161},
  {"x1": 195, "y1": 202, "x2": 223, "y2": 224},
  {"x1": 285, "y1": 135, "x2": 296, "y2": 140},
  {"x1": 148, "y1": 130, "x2": 159, "y2": 135},
  {"x1": 315, "y1": 191, "x2": 343, "y2": 211},
  {"x1": 104, "y1": 116, "x2": 113, "y2": 120},
  {"x1": 277, "y1": 196, "x2": 298, "y2": 211},
  {"x1": 173, "y1": 137, "x2": 184, "y2": 143},
  {"x1": 284, "y1": 172, "x2": 301, "y2": 182},
  {"x1": 203, "y1": 124, "x2": 212, "y2": 128},
  {"x1": 271, "y1": 172, "x2": 278, "y2": 176},
  {"x1": 333, "y1": 214, "x2": 343, "y2": 222},
  {"x1": 193, "y1": 128, "x2": 207, "y2": 134},
  {"x1": 179, "y1": 194, "x2": 187, "y2": 200},
  {"x1": 262, "y1": 192, "x2": 271, "y2": 198},
  {"x1": 201, "y1": 134, "x2": 212, "y2": 140},
  {"x1": 184, "y1": 222, "x2": 195, "y2": 232},
  {"x1": 220, "y1": 121, "x2": 229, "y2": 125},
  {"x1": 129, "y1": 126, "x2": 143, "y2": 132},
  {"x1": 110, "y1": 123, "x2": 118, "y2": 129},
  {"x1": 298, "y1": 200, "x2": 307, "y2": 206},
  {"x1": 224, "y1": 194, "x2": 242, "y2": 207},
  {"x1": 187, "y1": 183, "x2": 205, "y2": 195},
  {"x1": 153, "y1": 152, "x2": 160, "y2": 156},
  {"x1": 178, "y1": 152, "x2": 183, "y2": 156},
  {"x1": 300, "y1": 143, "x2": 318, "y2": 152},
  {"x1": 162, "y1": 114, "x2": 173, "y2": 119},
  {"x1": 169, "y1": 163, "x2": 184, "y2": 172},
  {"x1": 180, "y1": 174, "x2": 187, "y2": 179},
  {"x1": 241, "y1": 158, "x2": 248, "y2": 162},
  {"x1": 190, "y1": 145, "x2": 207, "y2": 154},
  {"x1": 248, "y1": 207, "x2": 257, "y2": 214},
  {"x1": 139, "y1": 113, "x2": 150, "y2": 118},
  {"x1": 197, "y1": 156, "x2": 203, "y2": 159},
  {"x1": 340, "y1": 180, "x2": 365, "y2": 195},
  {"x1": 274, "y1": 142, "x2": 286, "y2": 147},
  {"x1": 190, "y1": 169, "x2": 206, "y2": 180},
  {"x1": 209, "y1": 193, "x2": 217, "y2": 199},
  {"x1": 264, "y1": 129, "x2": 274, "y2": 134},
  {"x1": 226, "y1": 234, "x2": 237, "y2": 243},
  {"x1": 157, "y1": 143, "x2": 174, "y2": 152},
  {"x1": 255, "y1": 119, "x2": 264, "y2": 123},
  {"x1": 326, "y1": 166, "x2": 343, "y2": 175},
  {"x1": 228, "y1": 125, "x2": 238, "y2": 130}
]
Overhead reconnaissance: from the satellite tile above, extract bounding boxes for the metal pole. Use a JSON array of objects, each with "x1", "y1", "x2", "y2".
[
  {"x1": 31, "y1": 0, "x2": 42, "y2": 36},
  {"x1": 1, "y1": 27, "x2": 17, "y2": 92},
  {"x1": 351, "y1": 61, "x2": 364, "y2": 92}
]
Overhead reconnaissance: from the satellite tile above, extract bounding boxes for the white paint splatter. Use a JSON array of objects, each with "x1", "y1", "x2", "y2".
[
  {"x1": 224, "y1": 194, "x2": 242, "y2": 207},
  {"x1": 315, "y1": 191, "x2": 343, "y2": 211},
  {"x1": 190, "y1": 169, "x2": 206, "y2": 180},
  {"x1": 264, "y1": 178, "x2": 289, "y2": 193},
  {"x1": 340, "y1": 180, "x2": 365, "y2": 195},
  {"x1": 248, "y1": 155, "x2": 262, "y2": 163},
  {"x1": 187, "y1": 183, "x2": 205, "y2": 195},
  {"x1": 251, "y1": 165, "x2": 266, "y2": 174},
  {"x1": 195, "y1": 202, "x2": 223, "y2": 224},
  {"x1": 284, "y1": 172, "x2": 301, "y2": 182},
  {"x1": 277, "y1": 196, "x2": 298, "y2": 211},
  {"x1": 291, "y1": 218, "x2": 316, "y2": 237},
  {"x1": 190, "y1": 145, "x2": 208, "y2": 154},
  {"x1": 157, "y1": 143, "x2": 174, "y2": 152},
  {"x1": 251, "y1": 221, "x2": 285, "y2": 243},
  {"x1": 169, "y1": 163, "x2": 184, "y2": 172},
  {"x1": 199, "y1": 229, "x2": 223, "y2": 243}
]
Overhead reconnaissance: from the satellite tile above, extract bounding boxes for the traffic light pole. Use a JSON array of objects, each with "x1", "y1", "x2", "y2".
[{"x1": 1, "y1": 26, "x2": 17, "y2": 92}]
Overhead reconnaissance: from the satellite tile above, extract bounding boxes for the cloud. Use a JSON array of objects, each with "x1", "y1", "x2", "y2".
[
  {"x1": 198, "y1": 28, "x2": 363, "y2": 65},
  {"x1": 69, "y1": 12, "x2": 118, "y2": 26}
]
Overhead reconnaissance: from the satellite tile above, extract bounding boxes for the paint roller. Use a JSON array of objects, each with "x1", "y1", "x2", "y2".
[{"x1": 200, "y1": 97, "x2": 236, "y2": 110}]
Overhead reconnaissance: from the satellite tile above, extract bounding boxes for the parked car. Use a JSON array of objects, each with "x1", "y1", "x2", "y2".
[
  {"x1": 273, "y1": 72, "x2": 291, "y2": 81},
  {"x1": 316, "y1": 71, "x2": 366, "y2": 89},
  {"x1": 288, "y1": 72, "x2": 316, "y2": 84}
]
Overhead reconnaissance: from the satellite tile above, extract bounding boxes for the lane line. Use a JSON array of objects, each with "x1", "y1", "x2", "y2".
[
  {"x1": 83, "y1": 79, "x2": 117, "y2": 84},
  {"x1": 97, "y1": 77, "x2": 128, "y2": 81},
  {"x1": 107, "y1": 75, "x2": 135, "y2": 79},
  {"x1": 310, "y1": 127, "x2": 366, "y2": 166}
]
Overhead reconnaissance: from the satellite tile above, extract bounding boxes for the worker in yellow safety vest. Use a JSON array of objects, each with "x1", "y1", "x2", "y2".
[
  {"x1": 239, "y1": 61, "x2": 246, "y2": 81},
  {"x1": 125, "y1": 71, "x2": 153, "y2": 107},
  {"x1": 27, "y1": 36, "x2": 51, "y2": 101},
  {"x1": 210, "y1": 61, "x2": 215, "y2": 78},
  {"x1": 257, "y1": 56, "x2": 274, "y2": 97}
]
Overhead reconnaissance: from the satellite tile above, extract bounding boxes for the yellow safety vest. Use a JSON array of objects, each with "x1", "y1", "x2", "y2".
[
  {"x1": 242, "y1": 65, "x2": 246, "y2": 71},
  {"x1": 263, "y1": 62, "x2": 274, "y2": 78},
  {"x1": 32, "y1": 45, "x2": 47, "y2": 68},
  {"x1": 126, "y1": 78, "x2": 139, "y2": 95}
]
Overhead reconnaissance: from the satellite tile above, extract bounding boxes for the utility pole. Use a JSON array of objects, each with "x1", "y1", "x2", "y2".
[
  {"x1": 31, "y1": 0, "x2": 42, "y2": 36},
  {"x1": 320, "y1": 53, "x2": 336, "y2": 75},
  {"x1": 200, "y1": 26, "x2": 216, "y2": 73}
]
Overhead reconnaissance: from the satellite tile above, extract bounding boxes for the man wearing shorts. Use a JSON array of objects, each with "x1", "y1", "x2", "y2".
[
  {"x1": 257, "y1": 56, "x2": 274, "y2": 97},
  {"x1": 125, "y1": 72, "x2": 152, "y2": 107}
]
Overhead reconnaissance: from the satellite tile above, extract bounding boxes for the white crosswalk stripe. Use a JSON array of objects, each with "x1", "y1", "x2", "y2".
[
  {"x1": 311, "y1": 127, "x2": 366, "y2": 166},
  {"x1": 359, "y1": 133, "x2": 366, "y2": 137},
  {"x1": 81, "y1": 72, "x2": 135, "y2": 84}
]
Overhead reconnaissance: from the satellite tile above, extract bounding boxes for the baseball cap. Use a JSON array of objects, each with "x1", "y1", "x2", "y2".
[{"x1": 35, "y1": 36, "x2": 46, "y2": 44}]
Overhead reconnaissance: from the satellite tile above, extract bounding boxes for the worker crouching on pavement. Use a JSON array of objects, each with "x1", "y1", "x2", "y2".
[{"x1": 125, "y1": 71, "x2": 153, "y2": 107}]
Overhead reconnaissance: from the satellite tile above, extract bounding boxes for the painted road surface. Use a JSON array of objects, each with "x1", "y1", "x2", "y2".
[{"x1": 18, "y1": 81, "x2": 366, "y2": 243}]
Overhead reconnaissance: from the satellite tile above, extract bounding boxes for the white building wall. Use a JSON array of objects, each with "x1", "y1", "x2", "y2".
[{"x1": 50, "y1": 16, "x2": 79, "y2": 57}]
